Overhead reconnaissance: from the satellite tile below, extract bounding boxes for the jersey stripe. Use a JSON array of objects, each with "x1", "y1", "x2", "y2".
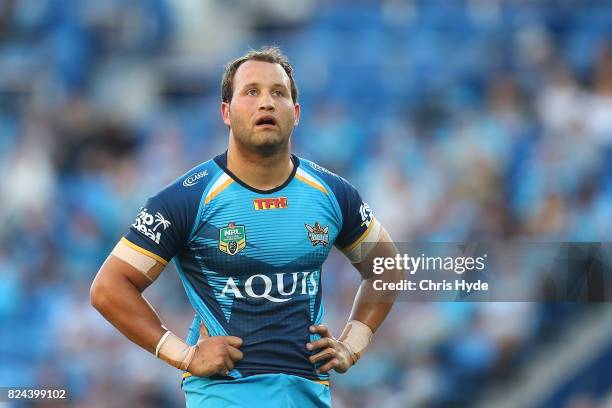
[
  {"x1": 295, "y1": 169, "x2": 328, "y2": 195},
  {"x1": 298, "y1": 163, "x2": 343, "y2": 232},
  {"x1": 340, "y1": 216, "x2": 378, "y2": 253},
  {"x1": 205, "y1": 174, "x2": 233, "y2": 204},
  {"x1": 174, "y1": 259, "x2": 243, "y2": 379},
  {"x1": 189, "y1": 166, "x2": 225, "y2": 242},
  {"x1": 182, "y1": 372, "x2": 330, "y2": 386}
]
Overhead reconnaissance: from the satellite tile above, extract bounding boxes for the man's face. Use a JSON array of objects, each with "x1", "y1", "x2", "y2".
[{"x1": 222, "y1": 60, "x2": 300, "y2": 154}]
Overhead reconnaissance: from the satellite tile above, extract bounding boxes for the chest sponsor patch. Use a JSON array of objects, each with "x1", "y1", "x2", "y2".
[
  {"x1": 219, "y1": 222, "x2": 246, "y2": 255},
  {"x1": 253, "y1": 197, "x2": 288, "y2": 210}
]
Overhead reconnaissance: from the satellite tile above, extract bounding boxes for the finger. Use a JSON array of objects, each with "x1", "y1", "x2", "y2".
[
  {"x1": 223, "y1": 355, "x2": 234, "y2": 372},
  {"x1": 227, "y1": 346, "x2": 244, "y2": 362},
  {"x1": 224, "y1": 336, "x2": 243, "y2": 348},
  {"x1": 309, "y1": 325, "x2": 331, "y2": 338},
  {"x1": 317, "y1": 358, "x2": 339, "y2": 374},
  {"x1": 309, "y1": 348, "x2": 336, "y2": 364},
  {"x1": 306, "y1": 337, "x2": 333, "y2": 351},
  {"x1": 199, "y1": 323, "x2": 209, "y2": 338}
]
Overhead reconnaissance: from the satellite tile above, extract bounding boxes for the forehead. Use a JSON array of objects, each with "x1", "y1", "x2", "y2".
[{"x1": 233, "y1": 60, "x2": 291, "y2": 90}]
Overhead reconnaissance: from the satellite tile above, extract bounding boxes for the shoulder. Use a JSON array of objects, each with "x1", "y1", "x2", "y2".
[
  {"x1": 296, "y1": 156, "x2": 355, "y2": 194},
  {"x1": 125, "y1": 157, "x2": 223, "y2": 258},
  {"x1": 297, "y1": 156, "x2": 374, "y2": 249},
  {"x1": 154, "y1": 157, "x2": 223, "y2": 204},
  {"x1": 296, "y1": 156, "x2": 362, "y2": 206}
]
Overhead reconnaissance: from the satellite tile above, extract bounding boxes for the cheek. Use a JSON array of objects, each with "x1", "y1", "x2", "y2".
[
  {"x1": 229, "y1": 105, "x2": 248, "y2": 123},
  {"x1": 279, "y1": 103, "x2": 296, "y2": 121}
]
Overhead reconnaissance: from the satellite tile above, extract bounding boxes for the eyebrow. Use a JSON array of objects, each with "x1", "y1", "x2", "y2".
[{"x1": 241, "y1": 82, "x2": 289, "y2": 90}]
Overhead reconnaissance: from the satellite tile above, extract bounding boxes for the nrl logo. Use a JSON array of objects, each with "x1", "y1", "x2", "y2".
[
  {"x1": 305, "y1": 222, "x2": 329, "y2": 247},
  {"x1": 219, "y1": 222, "x2": 246, "y2": 255}
]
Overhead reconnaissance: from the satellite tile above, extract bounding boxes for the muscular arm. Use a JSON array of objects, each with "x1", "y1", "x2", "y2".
[
  {"x1": 345, "y1": 227, "x2": 402, "y2": 333},
  {"x1": 90, "y1": 254, "x2": 166, "y2": 354},
  {"x1": 91, "y1": 242, "x2": 243, "y2": 376}
]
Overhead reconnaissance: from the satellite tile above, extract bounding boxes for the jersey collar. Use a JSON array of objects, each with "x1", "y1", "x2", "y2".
[{"x1": 214, "y1": 151, "x2": 300, "y2": 194}]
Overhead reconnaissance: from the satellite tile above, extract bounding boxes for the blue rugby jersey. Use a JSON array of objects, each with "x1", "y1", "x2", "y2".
[{"x1": 124, "y1": 152, "x2": 375, "y2": 382}]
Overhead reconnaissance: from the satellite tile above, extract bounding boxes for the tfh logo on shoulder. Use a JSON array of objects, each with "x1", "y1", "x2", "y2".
[{"x1": 132, "y1": 208, "x2": 171, "y2": 244}]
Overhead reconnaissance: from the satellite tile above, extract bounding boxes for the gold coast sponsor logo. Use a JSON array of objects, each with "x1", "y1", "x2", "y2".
[
  {"x1": 183, "y1": 170, "x2": 208, "y2": 187},
  {"x1": 132, "y1": 208, "x2": 171, "y2": 244},
  {"x1": 219, "y1": 222, "x2": 246, "y2": 255},
  {"x1": 221, "y1": 271, "x2": 319, "y2": 303},
  {"x1": 305, "y1": 222, "x2": 329, "y2": 246},
  {"x1": 253, "y1": 197, "x2": 288, "y2": 210}
]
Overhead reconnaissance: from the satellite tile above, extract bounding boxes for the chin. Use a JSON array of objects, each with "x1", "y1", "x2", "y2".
[
  {"x1": 254, "y1": 132, "x2": 286, "y2": 146},
  {"x1": 233, "y1": 129, "x2": 289, "y2": 154},
  {"x1": 253, "y1": 137, "x2": 289, "y2": 155}
]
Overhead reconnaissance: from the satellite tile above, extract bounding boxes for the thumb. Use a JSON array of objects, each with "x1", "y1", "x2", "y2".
[{"x1": 199, "y1": 323, "x2": 209, "y2": 338}]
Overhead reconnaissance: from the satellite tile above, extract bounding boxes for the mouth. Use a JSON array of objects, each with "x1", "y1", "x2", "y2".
[{"x1": 254, "y1": 116, "x2": 278, "y2": 129}]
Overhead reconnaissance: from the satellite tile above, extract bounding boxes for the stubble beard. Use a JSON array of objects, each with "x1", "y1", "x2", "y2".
[{"x1": 232, "y1": 122, "x2": 292, "y2": 158}]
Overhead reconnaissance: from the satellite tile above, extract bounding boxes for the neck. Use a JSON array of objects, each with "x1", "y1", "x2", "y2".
[{"x1": 226, "y1": 138, "x2": 294, "y2": 191}]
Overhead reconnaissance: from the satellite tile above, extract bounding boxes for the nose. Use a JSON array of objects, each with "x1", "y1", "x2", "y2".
[{"x1": 258, "y1": 92, "x2": 275, "y2": 111}]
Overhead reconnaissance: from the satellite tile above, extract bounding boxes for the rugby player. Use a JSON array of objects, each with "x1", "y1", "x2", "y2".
[{"x1": 91, "y1": 46, "x2": 401, "y2": 407}]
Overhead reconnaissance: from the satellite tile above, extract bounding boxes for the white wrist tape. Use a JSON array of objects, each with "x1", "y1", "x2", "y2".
[
  {"x1": 155, "y1": 330, "x2": 197, "y2": 371},
  {"x1": 339, "y1": 320, "x2": 373, "y2": 364}
]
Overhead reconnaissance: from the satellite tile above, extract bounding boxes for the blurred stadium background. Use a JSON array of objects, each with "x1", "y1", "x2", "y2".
[{"x1": 2, "y1": 0, "x2": 612, "y2": 407}]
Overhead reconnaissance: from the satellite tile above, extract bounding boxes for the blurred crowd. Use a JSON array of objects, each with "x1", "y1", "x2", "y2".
[{"x1": 1, "y1": 0, "x2": 612, "y2": 407}]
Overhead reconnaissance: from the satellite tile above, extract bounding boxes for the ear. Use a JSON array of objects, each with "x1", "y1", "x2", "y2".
[
  {"x1": 221, "y1": 102, "x2": 231, "y2": 127},
  {"x1": 294, "y1": 102, "x2": 301, "y2": 126}
]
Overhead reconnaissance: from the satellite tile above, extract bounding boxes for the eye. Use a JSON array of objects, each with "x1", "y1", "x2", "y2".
[
  {"x1": 272, "y1": 90, "x2": 285, "y2": 97},
  {"x1": 247, "y1": 89, "x2": 258, "y2": 96}
]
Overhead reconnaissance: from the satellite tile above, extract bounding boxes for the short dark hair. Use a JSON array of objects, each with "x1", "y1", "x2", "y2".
[{"x1": 221, "y1": 46, "x2": 299, "y2": 104}]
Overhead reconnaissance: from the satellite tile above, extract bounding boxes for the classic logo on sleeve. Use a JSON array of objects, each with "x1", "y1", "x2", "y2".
[
  {"x1": 309, "y1": 162, "x2": 334, "y2": 175},
  {"x1": 359, "y1": 202, "x2": 373, "y2": 227},
  {"x1": 132, "y1": 208, "x2": 172, "y2": 244},
  {"x1": 305, "y1": 222, "x2": 329, "y2": 246},
  {"x1": 219, "y1": 222, "x2": 246, "y2": 255},
  {"x1": 183, "y1": 170, "x2": 208, "y2": 187}
]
